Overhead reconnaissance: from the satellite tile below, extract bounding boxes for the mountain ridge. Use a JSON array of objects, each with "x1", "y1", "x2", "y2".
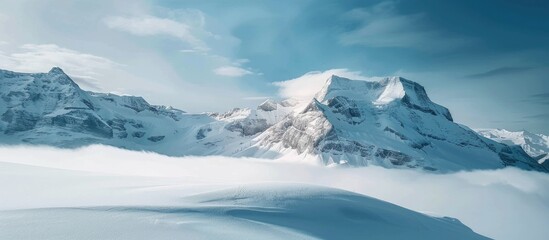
[
  {"x1": 476, "y1": 128, "x2": 549, "y2": 165},
  {"x1": 245, "y1": 75, "x2": 545, "y2": 171},
  {"x1": 0, "y1": 67, "x2": 546, "y2": 172}
]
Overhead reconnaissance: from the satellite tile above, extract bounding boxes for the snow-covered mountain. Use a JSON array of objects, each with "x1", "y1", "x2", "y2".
[
  {"x1": 0, "y1": 67, "x2": 546, "y2": 172},
  {"x1": 476, "y1": 128, "x2": 549, "y2": 164},
  {"x1": 242, "y1": 75, "x2": 546, "y2": 172},
  {"x1": 0, "y1": 67, "x2": 288, "y2": 156},
  {"x1": 0, "y1": 67, "x2": 204, "y2": 150}
]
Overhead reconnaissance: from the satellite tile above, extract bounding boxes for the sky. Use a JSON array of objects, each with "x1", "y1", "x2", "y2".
[{"x1": 0, "y1": 0, "x2": 547, "y2": 133}]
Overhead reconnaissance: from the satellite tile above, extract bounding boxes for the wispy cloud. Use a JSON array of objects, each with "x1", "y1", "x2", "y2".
[
  {"x1": 104, "y1": 14, "x2": 210, "y2": 51},
  {"x1": 339, "y1": 1, "x2": 472, "y2": 51},
  {"x1": 465, "y1": 66, "x2": 535, "y2": 79},
  {"x1": 212, "y1": 58, "x2": 257, "y2": 77},
  {"x1": 234, "y1": 58, "x2": 250, "y2": 65},
  {"x1": 524, "y1": 113, "x2": 549, "y2": 120},
  {"x1": 69, "y1": 76, "x2": 103, "y2": 91},
  {"x1": 213, "y1": 66, "x2": 253, "y2": 77},
  {"x1": 179, "y1": 49, "x2": 200, "y2": 53},
  {"x1": 0, "y1": 44, "x2": 119, "y2": 86},
  {"x1": 273, "y1": 69, "x2": 378, "y2": 102},
  {"x1": 243, "y1": 96, "x2": 271, "y2": 101},
  {"x1": 521, "y1": 92, "x2": 549, "y2": 106},
  {"x1": 489, "y1": 120, "x2": 527, "y2": 124}
]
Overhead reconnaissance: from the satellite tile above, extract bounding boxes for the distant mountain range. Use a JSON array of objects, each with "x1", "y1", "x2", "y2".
[
  {"x1": 0, "y1": 67, "x2": 546, "y2": 172},
  {"x1": 476, "y1": 128, "x2": 549, "y2": 165}
]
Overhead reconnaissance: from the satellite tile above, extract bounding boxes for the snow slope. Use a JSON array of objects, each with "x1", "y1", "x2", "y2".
[
  {"x1": 0, "y1": 146, "x2": 495, "y2": 240},
  {"x1": 0, "y1": 183, "x2": 489, "y2": 240}
]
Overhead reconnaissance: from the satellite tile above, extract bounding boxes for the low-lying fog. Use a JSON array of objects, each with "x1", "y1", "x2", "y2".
[{"x1": 1, "y1": 145, "x2": 547, "y2": 240}]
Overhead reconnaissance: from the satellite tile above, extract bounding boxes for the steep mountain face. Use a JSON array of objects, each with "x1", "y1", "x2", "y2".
[
  {"x1": 0, "y1": 68, "x2": 546, "y2": 172},
  {"x1": 246, "y1": 76, "x2": 546, "y2": 172},
  {"x1": 476, "y1": 129, "x2": 549, "y2": 164}
]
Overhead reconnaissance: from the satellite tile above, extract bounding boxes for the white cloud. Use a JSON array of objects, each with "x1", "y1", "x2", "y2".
[
  {"x1": 0, "y1": 44, "x2": 119, "y2": 89},
  {"x1": 243, "y1": 96, "x2": 271, "y2": 100},
  {"x1": 0, "y1": 145, "x2": 548, "y2": 240},
  {"x1": 273, "y1": 68, "x2": 380, "y2": 101},
  {"x1": 104, "y1": 15, "x2": 209, "y2": 51},
  {"x1": 339, "y1": 1, "x2": 471, "y2": 51},
  {"x1": 179, "y1": 49, "x2": 199, "y2": 53},
  {"x1": 214, "y1": 66, "x2": 253, "y2": 77},
  {"x1": 234, "y1": 58, "x2": 250, "y2": 66}
]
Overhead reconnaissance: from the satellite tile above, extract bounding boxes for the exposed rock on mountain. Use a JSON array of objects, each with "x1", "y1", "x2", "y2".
[
  {"x1": 0, "y1": 68, "x2": 546, "y2": 172},
  {"x1": 245, "y1": 76, "x2": 546, "y2": 172}
]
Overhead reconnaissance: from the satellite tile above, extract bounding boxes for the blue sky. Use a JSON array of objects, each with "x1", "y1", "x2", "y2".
[{"x1": 0, "y1": 0, "x2": 547, "y2": 133}]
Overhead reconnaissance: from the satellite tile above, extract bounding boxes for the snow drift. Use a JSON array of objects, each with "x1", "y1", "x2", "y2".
[{"x1": 0, "y1": 183, "x2": 489, "y2": 240}]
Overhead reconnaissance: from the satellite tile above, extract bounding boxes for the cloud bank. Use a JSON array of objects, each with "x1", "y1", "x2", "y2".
[{"x1": 0, "y1": 145, "x2": 547, "y2": 240}]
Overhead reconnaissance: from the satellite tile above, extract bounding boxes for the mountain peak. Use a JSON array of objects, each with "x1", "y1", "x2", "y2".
[
  {"x1": 257, "y1": 99, "x2": 278, "y2": 111},
  {"x1": 48, "y1": 67, "x2": 66, "y2": 75},
  {"x1": 374, "y1": 76, "x2": 406, "y2": 105},
  {"x1": 326, "y1": 74, "x2": 348, "y2": 83},
  {"x1": 322, "y1": 75, "x2": 358, "y2": 90},
  {"x1": 315, "y1": 75, "x2": 368, "y2": 102},
  {"x1": 44, "y1": 67, "x2": 83, "y2": 89},
  {"x1": 317, "y1": 75, "x2": 415, "y2": 105},
  {"x1": 314, "y1": 74, "x2": 453, "y2": 121}
]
